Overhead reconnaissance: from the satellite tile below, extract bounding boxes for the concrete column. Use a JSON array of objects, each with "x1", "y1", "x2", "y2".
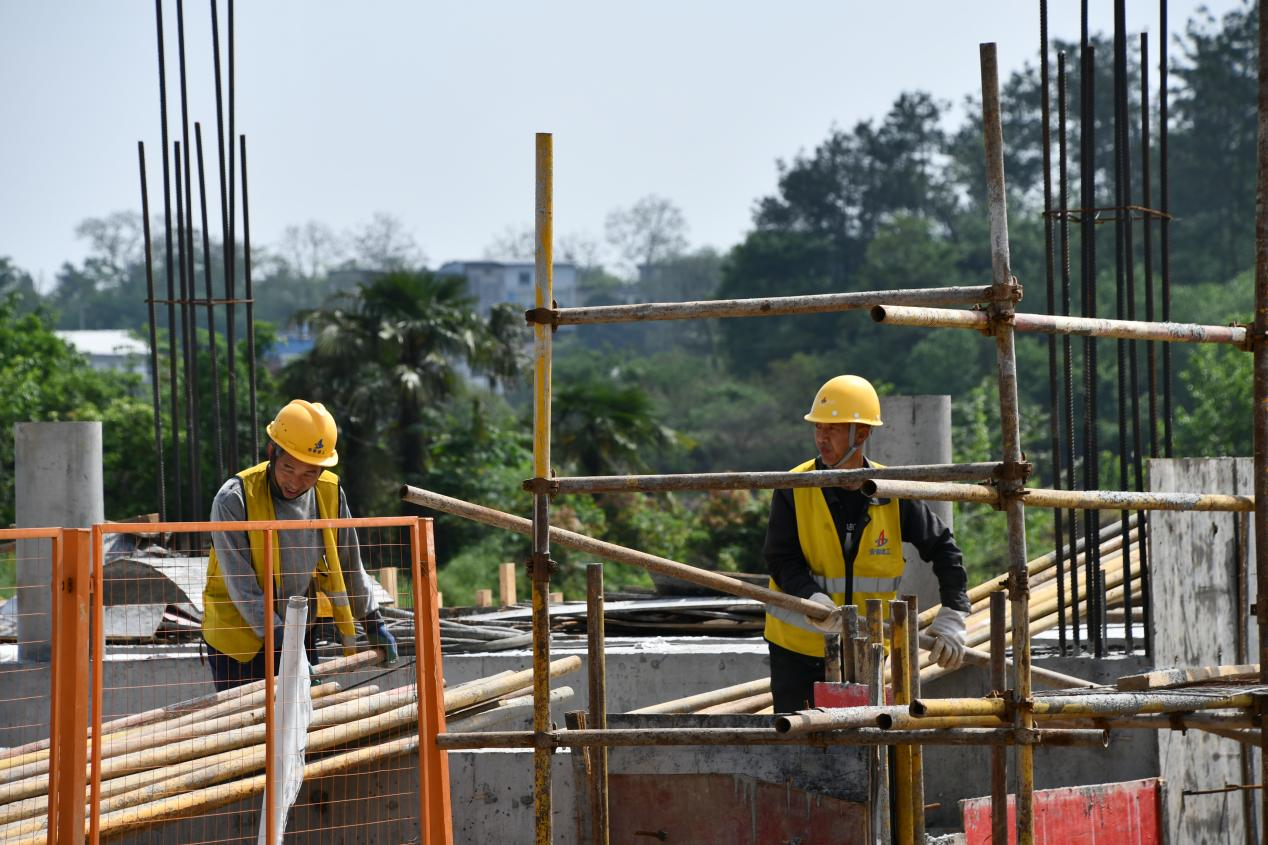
[
  {"x1": 15, "y1": 421, "x2": 103, "y2": 662},
  {"x1": 868, "y1": 395, "x2": 953, "y2": 612},
  {"x1": 1150, "y1": 457, "x2": 1259, "y2": 843}
]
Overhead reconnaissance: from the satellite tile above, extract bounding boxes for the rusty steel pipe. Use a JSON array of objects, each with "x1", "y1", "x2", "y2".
[
  {"x1": 549, "y1": 463, "x2": 1002, "y2": 495},
  {"x1": 862, "y1": 478, "x2": 1253, "y2": 513},
  {"x1": 912, "y1": 690, "x2": 1254, "y2": 720},
  {"x1": 870, "y1": 304, "x2": 1249, "y2": 347},
  {"x1": 548, "y1": 285, "x2": 993, "y2": 326},
  {"x1": 435, "y1": 727, "x2": 1110, "y2": 749},
  {"x1": 990, "y1": 591, "x2": 1008, "y2": 845},
  {"x1": 1254, "y1": 0, "x2": 1268, "y2": 826}
]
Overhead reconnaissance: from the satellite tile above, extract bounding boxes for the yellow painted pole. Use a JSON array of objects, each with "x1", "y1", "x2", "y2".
[{"x1": 531, "y1": 131, "x2": 555, "y2": 845}]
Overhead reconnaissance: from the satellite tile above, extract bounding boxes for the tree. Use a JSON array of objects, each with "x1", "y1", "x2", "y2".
[
  {"x1": 1175, "y1": 343, "x2": 1251, "y2": 457},
  {"x1": 282, "y1": 270, "x2": 525, "y2": 514},
  {"x1": 0, "y1": 294, "x2": 156, "y2": 526},
  {"x1": 0, "y1": 257, "x2": 40, "y2": 314},
  {"x1": 604, "y1": 195, "x2": 689, "y2": 278},
  {"x1": 346, "y1": 212, "x2": 424, "y2": 272}
]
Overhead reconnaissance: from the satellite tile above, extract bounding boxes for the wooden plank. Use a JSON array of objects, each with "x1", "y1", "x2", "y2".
[
  {"x1": 499, "y1": 562, "x2": 517, "y2": 607},
  {"x1": 1116, "y1": 664, "x2": 1260, "y2": 691}
]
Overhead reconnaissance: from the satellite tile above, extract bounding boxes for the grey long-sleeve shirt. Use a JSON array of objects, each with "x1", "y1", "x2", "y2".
[{"x1": 209, "y1": 474, "x2": 379, "y2": 638}]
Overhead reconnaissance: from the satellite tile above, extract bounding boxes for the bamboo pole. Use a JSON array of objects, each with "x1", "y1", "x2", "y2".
[
  {"x1": 870, "y1": 303, "x2": 1249, "y2": 347},
  {"x1": 0, "y1": 686, "x2": 379, "y2": 829},
  {"x1": 0, "y1": 649, "x2": 381, "y2": 772},
  {"x1": 863, "y1": 478, "x2": 1253, "y2": 513},
  {"x1": 550, "y1": 463, "x2": 1004, "y2": 495},
  {"x1": 629, "y1": 678, "x2": 770, "y2": 715},
  {"x1": 696, "y1": 692, "x2": 774, "y2": 716},
  {"x1": 0, "y1": 661, "x2": 581, "y2": 840}
]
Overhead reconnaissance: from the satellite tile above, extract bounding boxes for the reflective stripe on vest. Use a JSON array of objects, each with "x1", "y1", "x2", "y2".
[
  {"x1": 763, "y1": 457, "x2": 905, "y2": 658},
  {"x1": 202, "y1": 462, "x2": 359, "y2": 662}
]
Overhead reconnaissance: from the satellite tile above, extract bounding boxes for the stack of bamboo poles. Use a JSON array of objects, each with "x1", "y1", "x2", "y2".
[
  {"x1": 910, "y1": 519, "x2": 1144, "y2": 684},
  {"x1": 0, "y1": 651, "x2": 581, "y2": 843}
]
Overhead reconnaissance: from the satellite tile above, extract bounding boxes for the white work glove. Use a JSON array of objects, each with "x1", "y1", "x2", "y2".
[
  {"x1": 927, "y1": 606, "x2": 969, "y2": 670},
  {"x1": 805, "y1": 592, "x2": 843, "y2": 634}
]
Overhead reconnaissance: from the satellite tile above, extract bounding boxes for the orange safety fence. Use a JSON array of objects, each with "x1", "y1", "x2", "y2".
[{"x1": 0, "y1": 518, "x2": 450, "y2": 845}]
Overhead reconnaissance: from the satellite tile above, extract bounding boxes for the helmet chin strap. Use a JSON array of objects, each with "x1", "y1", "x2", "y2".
[{"x1": 827, "y1": 423, "x2": 861, "y2": 468}]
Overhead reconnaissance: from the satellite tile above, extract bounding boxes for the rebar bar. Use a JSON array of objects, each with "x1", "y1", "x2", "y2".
[
  {"x1": 137, "y1": 142, "x2": 167, "y2": 522},
  {"x1": 240, "y1": 134, "x2": 258, "y2": 460},
  {"x1": 154, "y1": 0, "x2": 183, "y2": 523},
  {"x1": 546, "y1": 286, "x2": 993, "y2": 326},
  {"x1": 210, "y1": 0, "x2": 238, "y2": 472},
  {"x1": 1160, "y1": 0, "x2": 1174, "y2": 456},
  {"x1": 1058, "y1": 49, "x2": 1079, "y2": 655},
  {"x1": 194, "y1": 122, "x2": 225, "y2": 483},
  {"x1": 175, "y1": 0, "x2": 202, "y2": 527}
]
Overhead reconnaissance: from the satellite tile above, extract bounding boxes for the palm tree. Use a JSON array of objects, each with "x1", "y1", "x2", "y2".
[
  {"x1": 283, "y1": 270, "x2": 524, "y2": 510},
  {"x1": 553, "y1": 378, "x2": 675, "y2": 477}
]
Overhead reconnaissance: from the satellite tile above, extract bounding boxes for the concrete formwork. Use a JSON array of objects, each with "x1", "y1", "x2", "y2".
[{"x1": 1150, "y1": 457, "x2": 1261, "y2": 844}]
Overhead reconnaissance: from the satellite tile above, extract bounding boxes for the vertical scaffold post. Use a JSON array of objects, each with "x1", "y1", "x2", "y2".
[
  {"x1": 1252, "y1": 0, "x2": 1268, "y2": 832},
  {"x1": 586, "y1": 563, "x2": 610, "y2": 845},
  {"x1": 989, "y1": 590, "x2": 1009, "y2": 845},
  {"x1": 905, "y1": 594, "x2": 926, "y2": 843},
  {"x1": 979, "y1": 42, "x2": 1034, "y2": 845},
  {"x1": 90, "y1": 526, "x2": 106, "y2": 845},
  {"x1": 531, "y1": 131, "x2": 556, "y2": 845},
  {"x1": 263, "y1": 529, "x2": 277, "y2": 845},
  {"x1": 889, "y1": 600, "x2": 913, "y2": 843}
]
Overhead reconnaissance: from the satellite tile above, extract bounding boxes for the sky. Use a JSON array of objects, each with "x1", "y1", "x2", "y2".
[{"x1": 1, "y1": 1, "x2": 1249, "y2": 291}]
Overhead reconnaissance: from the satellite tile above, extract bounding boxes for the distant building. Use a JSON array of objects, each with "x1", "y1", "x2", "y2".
[
  {"x1": 436, "y1": 260, "x2": 578, "y2": 317},
  {"x1": 55, "y1": 330, "x2": 150, "y2": 383}
]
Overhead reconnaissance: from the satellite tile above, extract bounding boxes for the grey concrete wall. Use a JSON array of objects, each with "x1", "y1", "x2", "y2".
[
  {"x1": 870, "y1": 395, "x2": 953, "y2": 612},
  {"x1": 14, "y1": 421, "x2": 103, "y2": 661},
  {"x1": 1150, "y1": 457, "x2": 1260, "y2": 844},
  {"x1": 919, "y1": 653, "x2": 1157, "y2": 831}
]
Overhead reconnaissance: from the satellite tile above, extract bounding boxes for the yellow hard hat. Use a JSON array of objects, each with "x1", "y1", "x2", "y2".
[
  {"x1": 266, "y1": 399, "x2": 339, "y2": 467},
  {"x1": 804, "y1": 375, "x2": 883, "y2": 426}
]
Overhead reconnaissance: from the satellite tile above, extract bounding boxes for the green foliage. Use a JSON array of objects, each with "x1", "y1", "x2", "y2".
[
  {"x1": 0, "y1": 295, "x2": 154, "y2": 526},
  {"x1": 1175, "y1": 342, "x2": 1252, "y2": 457}
]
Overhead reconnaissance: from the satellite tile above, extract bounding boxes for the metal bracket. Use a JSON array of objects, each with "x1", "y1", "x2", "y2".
[
  {"x1": 1234, "y1": 322, "x2": 1260, "y2": 352},
  {"x1": 994, "y1": 459, "x2": 1033, "y2": 483},
  {"x1": 524, "y1": 300, "x2": 560, "y2": 330},
  {"x1": 522, "y1": 476, "x2": 560, "y2": 496},
  {"x1": 988, "y1": 479, "x2": 1031, "y2": 511},
  {"x1": 526, "y1": 552, "x2": 558, "y2": 580}
]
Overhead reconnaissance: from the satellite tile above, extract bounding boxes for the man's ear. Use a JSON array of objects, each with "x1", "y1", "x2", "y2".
[{"x1": 856, "y1": 425, "x2": 873, "y2": 445}]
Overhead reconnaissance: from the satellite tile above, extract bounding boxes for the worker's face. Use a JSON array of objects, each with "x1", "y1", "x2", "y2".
[
  {"x1": 814, "y1": 423, "x2": 871, "y2": 468},
  {"x1": 272, "y1": 451, "x2": 323, "y2": 500}
]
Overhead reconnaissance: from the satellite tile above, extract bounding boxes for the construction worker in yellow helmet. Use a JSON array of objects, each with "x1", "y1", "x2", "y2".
[
  {"x1": 762, "y1": 375, "x2": 971, "y2": 713},
  {"x1": 201, "y1": 399, "x2": 397, "y2": 691}
]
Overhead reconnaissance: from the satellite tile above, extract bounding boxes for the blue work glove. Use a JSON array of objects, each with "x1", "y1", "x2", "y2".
[{"x1": 364, "y1": 619, "x2": 399, "y2": 666}]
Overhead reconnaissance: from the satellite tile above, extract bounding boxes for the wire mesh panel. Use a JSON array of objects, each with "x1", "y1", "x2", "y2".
[
  {"x1": 86, "y1": 517, "x2": 441, "y2": 845},
  {"x1": 0, "y1": 529, "x2": 60, "y2": 841}
]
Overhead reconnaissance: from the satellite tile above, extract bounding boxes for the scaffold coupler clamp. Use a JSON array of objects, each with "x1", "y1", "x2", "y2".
[
  {"x1": 522, "y1": 475, "x2": 560, "y2": 497},
  {"x1": 526, "y1": 551, "x2": 558, "y2": 580},
  {"x1": 1235, "y1": 321, "x2": 1260, "y2": 352},
  {"x1": 524, "y1": 300, "x2": 560, "y2": 332}
]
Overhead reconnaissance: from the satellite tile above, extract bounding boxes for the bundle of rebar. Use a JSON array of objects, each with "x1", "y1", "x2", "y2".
[{"x1": 0, "y1": 651, "x2": 581, "y2": 842}]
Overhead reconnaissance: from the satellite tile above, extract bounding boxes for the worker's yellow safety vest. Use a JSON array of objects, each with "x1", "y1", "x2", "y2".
[
  {"x1": 764, "y1": 458, "x2": 905, "y2": 658},
  {"x1": 202, "y1": 462, "x2": 359, "y2": 663}
]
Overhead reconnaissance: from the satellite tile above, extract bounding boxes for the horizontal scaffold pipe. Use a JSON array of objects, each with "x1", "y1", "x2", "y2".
[
  {"x1": 870, "y1": 305, "x2": 1249, "y2": 347},
  {"x1": 910, "y1": 690, "x2": 1255, "y2": 719},
  {"x1": 550, "y1": 463, "x2": 1004, "y2": 495},
  {"x1": 861, "y1": 479, "x2": 1254, "y2": 513},
  {"x1": 399, "y1": 485, "x2": 1094, "y2": 690},
  {"x1": 549, "y1": 286, "x2": 994, "y2": 326},
  {"x1": 434, "y1": 727, "x2": 1108, "y2": 749}
]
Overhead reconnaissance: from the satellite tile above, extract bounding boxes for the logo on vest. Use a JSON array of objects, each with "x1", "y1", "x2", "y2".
[
  {"x1": 869, "y1": 529, "x2": 891, "y2": 556},
  {"x1": 309, "y1": 438, "x2": 325, "y2": 455}
]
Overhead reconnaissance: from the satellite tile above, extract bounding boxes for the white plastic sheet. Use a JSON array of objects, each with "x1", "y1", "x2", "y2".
[{"x1": 258, "y1": 595, "x2": 312, "y2": 845}]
